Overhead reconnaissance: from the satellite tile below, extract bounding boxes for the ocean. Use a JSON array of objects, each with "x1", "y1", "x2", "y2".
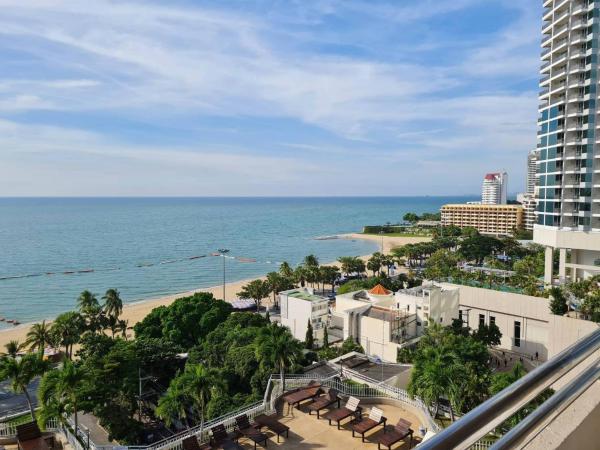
[{"x1": 0, "y1": 197, "x2": 474, "y2": 328}]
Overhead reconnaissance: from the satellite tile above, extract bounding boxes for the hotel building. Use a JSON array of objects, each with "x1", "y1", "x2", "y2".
[
  {"x1": 441, "y1": 204, "x2": 524, "y2": 236},
  {"x1": 534, "y1": 0, "x2": 600, "y2": 282},
  {"x1": 481, "y1": 172, "x2": 508, "y2": 205}
]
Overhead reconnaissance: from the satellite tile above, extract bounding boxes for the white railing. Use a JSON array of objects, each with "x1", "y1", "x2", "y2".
[
  {"x1": 271, "y1": 372, "x2": 441, "y2": 434},
  {"x1": 468, "y1": 440, "x2": 495, "y2": 450},
  {"x1": 0, "y1": 418, "x2": 60, "y2": 439}
]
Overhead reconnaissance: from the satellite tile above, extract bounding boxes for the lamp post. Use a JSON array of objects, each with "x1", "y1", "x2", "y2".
[{"x1": 218, "y1": 248, "x2": 230, "y2": 301}]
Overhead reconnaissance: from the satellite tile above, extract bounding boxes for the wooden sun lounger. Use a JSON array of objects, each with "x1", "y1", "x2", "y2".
[
  {"x1": 282, "y1": 381, "x2": 322, "y2": 412},
  {"x1": 352, "y1": 407, "x2": 387, "y2": 442},
  {"x1": 235, "y1": 415, "x2": 269, "y2": 449},
  {"x1": 210, "y1": 424, "x2": 243, "y2": 450},
  {"x1": 254, "y1": 413, "x2": 289, "y2": 442},
  {"x1": 377, "y1": 419, "x2": 413, "y2": 450},
  {"x1": 182, "y1": 435, "x2": 211, "y2": 450},
  {"x1": 324, "y1": 396, "x2": 362, "y2": 430},
  {"x1": 307, "y1": 388, "x2": 341, "y2": 419},
  {"x1": 16, "y1": 422, "x2": 50, "y2": 450}
]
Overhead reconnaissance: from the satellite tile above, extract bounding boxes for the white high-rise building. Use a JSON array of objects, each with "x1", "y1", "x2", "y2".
[
  {"x1": 527, "y1": 150, "x2": 539, "y2": 195},
  {"x1": 481, "y1": 172, "x2": 508, "y2": 205},
  {"x1": 534, "y1": 0, "x2": 600, "y2": 283}
]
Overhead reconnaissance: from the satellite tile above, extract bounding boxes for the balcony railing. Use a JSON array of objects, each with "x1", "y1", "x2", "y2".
[{"x1": 418, "y1": 328, "x2": 600, "y2": 450}]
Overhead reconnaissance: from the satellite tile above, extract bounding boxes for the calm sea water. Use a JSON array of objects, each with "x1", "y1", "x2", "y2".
[{"x1": 0, "y1": 197, "x2": 474, "y2": 328}]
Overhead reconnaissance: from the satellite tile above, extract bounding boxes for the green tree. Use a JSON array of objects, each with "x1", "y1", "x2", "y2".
[
  {"x1": 255, "y1": 324, "x2": 303, "y2": 391},
  {"x1": 472, "y1": 323, "x2": 502, "y2": 347},
  {"x1": 304, "y1": 254, "x2": 319, "y2": 268},
  {"x1": 279, "y1": 261, "x2": 294, "y2": 279},
  {"x1": 460, "y1": 234, "x2": 503, "y2": 265},
  {"x1": 77, "y1": 290, "x2": 99, "y2": 314},
  {"x1": 340, "y1": 337, "x2": 364, "y2": 354},
  {"x1": 323, "y1": 326, "x2": 329, "y2": 348},
  {"x1": 0, "y1": 353, "x2": 48, "y2": 419},
  {"x1": 51, "y1": 311, "x2": 85, "y2": 359},
  {"x1": 3, "y1": 340, "x2": 24, "y2": 358},
  {"x1": 424, "y1": 249, "x2": 460, "y2": 281},
  {"x1": 305, "y1": 319, "x2": 314, "y2": 350},
  {"x1": 238, "y1": 279, "x2": 271, "y2": 312},
  {"x1": 37, "y1": 359, "x2": 84, "y2": 432},
  {"x1": 367, "y1": 252, "x2": 383, "y2": 276},
  {"x1": 103, "y1": 288, "x2": 123, "y2": 320},
  {"x1": 25, "y1": 320, "x2": 51, "y2": 356},
  {"x1": 266, "y1": 272, "x2": 294, "y2": 307},
  {"x1": 319, "y1": 266, "x2": 340, "y2": 293},
  {"x1": 156, "y1": 364, "x2": 223, "y2": 431},
  {"x1": 403, "y1": 212, "x2": 420, "y2": 224},
  {"x1": 548, "y1": 286, "x2": 568, "y2": 316}
]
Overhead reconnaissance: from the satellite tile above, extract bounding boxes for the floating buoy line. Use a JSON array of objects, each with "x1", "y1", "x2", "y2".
[{"x1": 0, "y1": 253, "x2": 289, "y2": 283}]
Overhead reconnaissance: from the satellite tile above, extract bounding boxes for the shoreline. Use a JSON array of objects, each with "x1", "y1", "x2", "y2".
[{"x1": 0, "y1": 234, "x2": 429, "y2": 349}]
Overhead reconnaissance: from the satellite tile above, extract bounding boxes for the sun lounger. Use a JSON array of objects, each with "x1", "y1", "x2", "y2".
[
  {"x1": 234, "y1": 415, "x2": 269, "y2": 449},
  {"x1": 210, "y1": 424, "x2": 243, "y2": 450},
  {"x1": 282, "y1": 380, "x2": 322, "y2": 412},
  {"x1": 377, "y1": 419, "x2": 413, "y2": 450},
  {"x1": 352, "y1": 407, "x2": 387, "y2": 442},
  {"x1": 307, "y1": 388, "x2": 341, "y2": 418},
  {"x1": 254, "y1": 413, "x2": 290, "y2": 442},
  {"x1": 182, "y1": 435, "x2": 211, "y2": 450},
  {"x1": 324, "y1": 396, "x2": 362, "y2": 430},
  {"x1": 16, "y1": 422, "x2": 50, "y2": 450}
]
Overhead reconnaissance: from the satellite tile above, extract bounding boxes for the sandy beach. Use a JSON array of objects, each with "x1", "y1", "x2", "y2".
[{"x1": 0, "y1": 234, "x2": 430, "y2": 349}]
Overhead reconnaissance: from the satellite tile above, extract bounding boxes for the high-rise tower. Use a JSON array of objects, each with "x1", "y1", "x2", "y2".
[
  {"x1": 534, "y1": 0, "x2": 600, "y2": 282},
  {"x1": 481, "y1": 172, "x2": 508, "y2": 205}
]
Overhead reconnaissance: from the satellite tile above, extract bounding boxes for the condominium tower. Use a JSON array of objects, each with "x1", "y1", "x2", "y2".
[
  {"x1": 527, "y1": 150, "x2": 539, "y2": 195},
  {"x1": 481, "y1": 172, "x2": 508, "y2": 204},
  {"x1": 534, "y1": 0, "x2": 600, "y2": 282}
]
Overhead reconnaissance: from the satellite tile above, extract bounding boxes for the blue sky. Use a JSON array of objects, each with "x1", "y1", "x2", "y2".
[{"x1": 0, "y1": 0, "x2": 542, "y2": 196}]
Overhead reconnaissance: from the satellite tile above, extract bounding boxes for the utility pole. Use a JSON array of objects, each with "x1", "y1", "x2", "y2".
[{"x1": 218, "y1": 248, "x2": 230, "y2": 301}]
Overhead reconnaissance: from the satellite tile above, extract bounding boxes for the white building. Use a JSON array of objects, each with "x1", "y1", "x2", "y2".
[
  {"x1": 332, "y1": 284, "x2": 459, "y2": 362},
  {"x1": 517, "y1": 193, "x2": 537, "y2": 231},
  {"x1": 534, "y1": 0, "x2": 600, "y2": 283},
  {"x1": 527, "y1": 150, "x2": 539, "y2": 196},
  {"x1": 482, "y1": 172, "x2": 508, "y2": 205},
  {"x1": 279, "y1": 288, "x2": 329, "y2": 345}
]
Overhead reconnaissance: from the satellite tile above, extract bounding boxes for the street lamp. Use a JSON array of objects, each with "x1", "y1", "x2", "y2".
[{"x1": 218, "y1": 248, "x2": 230, "y2": 301}]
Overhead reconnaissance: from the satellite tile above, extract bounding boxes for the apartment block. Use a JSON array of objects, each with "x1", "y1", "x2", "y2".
[
  {"x1": 534, "y1": 0, "x2": 600, "y2": 282},
  {"x1": 441, "y1": 204, "x2": 524, "y2": 236}
]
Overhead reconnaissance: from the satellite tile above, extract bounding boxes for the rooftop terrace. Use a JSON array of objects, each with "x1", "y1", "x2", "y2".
[{"x1": 285, "y1": 290, "x2": 328, "y2": 302}]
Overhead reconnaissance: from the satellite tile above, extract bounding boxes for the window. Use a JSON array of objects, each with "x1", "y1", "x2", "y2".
[
  {"x1": 490, "y1": 316, "x2": 496, "y2": 326},
  {"x1": 416, "y1": 321, "x2": 422, "y2": 327},
  {"x1": 514, "y1": 321, "x2": 521, "y2": 348},
  {"x1": 479, "y1": 314, "x2": 485, "y2": 328},
  {"x1": 459, "y1": 310, "x2": 463, "y2": 323}
]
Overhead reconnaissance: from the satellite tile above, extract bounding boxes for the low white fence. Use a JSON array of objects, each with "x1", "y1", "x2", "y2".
[{"x1": 0, "y1": 417, "x2": 60, "y2": 439}]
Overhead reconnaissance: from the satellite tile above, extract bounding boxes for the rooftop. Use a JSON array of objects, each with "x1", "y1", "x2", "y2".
[
  {"x1": 251, "y1": 398, "x2": 422, "y2": 450},
  {"x1": 368, "y1": 284, "x2": 392, "y2": 296},
  {"x1": 285, "y1": 289, "x2": 328, "y2": 303}
]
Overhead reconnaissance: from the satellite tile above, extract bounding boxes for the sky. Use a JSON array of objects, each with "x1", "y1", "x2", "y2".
[{"x1": 0, "y1": 0, "x2": 543, "y2": 197}]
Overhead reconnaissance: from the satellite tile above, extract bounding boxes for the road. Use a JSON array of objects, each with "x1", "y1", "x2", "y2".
[{"x1": 0, "y1": 378, "x2": 39, "y2": 417}]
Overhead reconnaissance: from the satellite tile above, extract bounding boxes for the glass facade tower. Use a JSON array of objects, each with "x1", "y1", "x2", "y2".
[{"x1": 535, "y1": 0, "x2": 600, "y2": 282}]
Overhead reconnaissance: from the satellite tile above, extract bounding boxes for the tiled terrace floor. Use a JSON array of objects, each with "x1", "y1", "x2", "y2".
[{"x1": 237, "y1": 401, "x2": 423, "y2": 449}]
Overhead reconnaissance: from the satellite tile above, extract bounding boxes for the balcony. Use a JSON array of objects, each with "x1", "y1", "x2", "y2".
[{"x1": 418, "y1": 329, "x2": 600, "y2": 450}]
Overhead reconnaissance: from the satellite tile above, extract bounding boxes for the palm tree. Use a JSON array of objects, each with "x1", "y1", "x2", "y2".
[
  {"x1": 102, "y1": 288, "x2": 123, "y2": 320},
  {"x1": 266, "y1": 272, "x2": 294, "y2": 308},
  {"x1": 0, "y1": 353, "x2": 48, "y2": 420},
  {"x1": 319, "y1": 266, "x2": 339, "y2": 293},
  {"x1": 3, "y1": 340, "x2": 24, "y2": 358},
  {"x1": 255, "y1": 324, "x2": 303, "y2": 392},
  {"x1": 279, "y1": 262, "x2": 294, "y2": 279},
  {"x1": 77, "y1": 290, "x2": 99, "y2": 313},
  {"x1": 304, "y1": 254, "x2": 319, "y2": 268},
  {"x1": 25, "y1": 320, "x2": 51, "y2": 356},
  {"x1": 237, "y1": 279, "x2": 271, "y2": 312},
  {"x1": 37, "y1": 360, "x2": 84, "y2": 432},
  {"x1": 157, "y1": 364, "x2": 223, "y2": 432},
  {"x1": 50, "y1": 311, "x2": 84, "y2": 359}
]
